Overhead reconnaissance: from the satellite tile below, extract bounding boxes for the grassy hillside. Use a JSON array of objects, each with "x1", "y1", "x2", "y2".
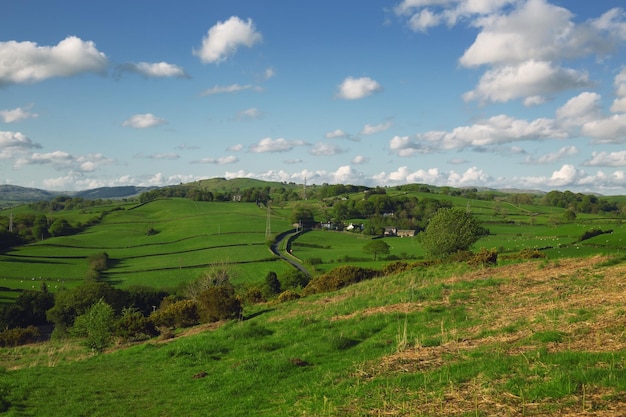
[
  {"x1": 0, "y1": 199, "x2": 295, "y2": 299},
  {"x1": 1, "y1": 256, "x2": 625, "y2": 416}
]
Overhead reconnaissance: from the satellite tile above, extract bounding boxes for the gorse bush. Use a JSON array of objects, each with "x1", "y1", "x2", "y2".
[
  {"x1": 303, "y1": 265, "x2": 379, "y2": 295},
  {"x1": 150, "y1": 299, "x2": 199, "y2": 329},
  {"x1": 467, "y1": 248, "x2": 498, "y2": 267},
  {"x1": 115, "y1": 307, "x2": 158, "y2": 342},
  {"x1": 196, "y1": 286, "x2": 242, "y2": 323},
  {"x1": 0, "y1": 326, "x2": 40, "y2": 347}
]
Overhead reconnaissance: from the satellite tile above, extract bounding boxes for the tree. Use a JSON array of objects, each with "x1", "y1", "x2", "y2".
[
  {"x1": 419, "y1": 208, "x2": 488, "y2": 258},
  {"x1": 264, "y1": 271, "x2": 281, "y2": 297},
  {"x1": 71, "y1": 298, "x2": 115, "y2": 352},
  {"x1": 363, "y1": 240, "x2": 391, "y2": 261},
  {"x1": 49, "y1": 218, "x2": 73, "y2": 237},
  {"x1": 289, "y1": 204, "x2": 316, "y2": 228}
]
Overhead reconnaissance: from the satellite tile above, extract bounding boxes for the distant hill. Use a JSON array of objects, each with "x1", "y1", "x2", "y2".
[
  {"x1": 0, "y1": 184, "x2": 156, "y2": 206},
  {"x1": 0, "y1": 185, "x2": 60, "y2": 204},
  {"x1": 73, "y1": 186, "x2": 155, "y2": 199}
]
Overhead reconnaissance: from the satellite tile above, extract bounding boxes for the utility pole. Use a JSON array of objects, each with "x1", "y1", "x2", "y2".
[
  {"x1": 265, "y1": 202, "x2": 271, "y2": 238},
  {"x1": 303, "y1": 176, "x2": 306, "y2": 200},
  {"x1": 9, "y1": 212, "x2": 13, "y2": 233}
]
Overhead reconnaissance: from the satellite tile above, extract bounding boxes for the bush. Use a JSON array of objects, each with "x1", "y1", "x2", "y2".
[
  {"x1": 114, "y1": 307, "x2": 158, "y2": 342},
  {"x1": 467, "y1": 248, "x2": 498, "y2": 267},
  {"x1": 303, "y1": 265, "x2": 379, "y2": 295},
  {"x1": 196, "y1": 285, "x2": 242, "y2": 323},
  {"x1": 280, "y1": 270, "x2": 310, "y2": 290},
  {"x1": 579, "y1": 228, "x2": 612, "y2": 242},
  {"x1": 277, "y1": 290, "x2": 300, "y2": 303},
  {"x1": 0, "y1": 326, "x2": 40, "y2": 347},
  {"x1": 71, "y1": 299, "x2": 115, "y2": 352},
  {"x1": 150, "y1": 299, "x2": 199, "y2": 329}
]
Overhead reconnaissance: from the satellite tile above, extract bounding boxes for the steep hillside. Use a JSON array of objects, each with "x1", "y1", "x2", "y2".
[{"x1": 2, "y1": 256, "x2": 625, "y2": 416}]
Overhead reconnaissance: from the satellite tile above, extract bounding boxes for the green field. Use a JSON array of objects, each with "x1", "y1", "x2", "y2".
[
  {"x1": 0, "y1": 199, "x2": 295, "y2": 297},
  {"x1": 1, "y1": 256, "x2": 625, "y2": 416}
]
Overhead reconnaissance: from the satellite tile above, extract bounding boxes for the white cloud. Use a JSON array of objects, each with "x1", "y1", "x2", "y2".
[
  {"x1": 249, "y1": 137, "x2": 307, "y2": 153},
  {"x1": 392, "y1": 115, "x2": 567, "y2": 154},
  {"x1": 460, "y1": 1, "x2": 574, "y2": 67},
  {"x1": 193, "y1": 16, "x2": 262, "y2": 64},
  {"x1": 584, "y1": 150, "x2": 626, "y2": 167},
  {"x1": 0, "y1": 131, "x2": 41, "y2": 158},
  {"x1": 463, "y1": 60, "x2": 591, "y2": 104},
  {"x1": 556, "y1": 92, "x2": 602, "y2": 127},
  {"x1": 610, "y1": 68, "x2": 626, "y2": 113},
  {"x1": 0, "y1": 106, "x2": 39, "y2": 123},
  {"x1": 227, "y1": 143, "x2": 244, "y2": 152},
  {"x1": 121, "y1": 61, "x2": 188, "y2": 78},
  {"x1": 15, "y1": 151, "x2": 112, "y2": 172},
  {"x1": 237, "y1": 107, "x2": 263, "y2": 119},
  {"x1": 361, "y1": 121, "x2": 392, "y2": 135},
  {"x1": 264, "y1": 67, "x2": 275, "y2": 80},
  {"x1": 520, "y1": 164, "x2": 582, "y2": 188},
  {"x1": 525, "y1": 145, "x2": 578, "y2": 164},
  {"x1": 309, "y1": 142, "x2": 344, "y2": 156},
  {"x1": 192, "y1": 155, "x2": 238, "y2": 165},
  {"x1": 200, "y1": 83, "x2": 261, "y2": 96},
  {"x1": 336, "y1": 76, "x2": 383, "y2": 100},
  {"x1": 408, "y1": 9, "x2": 441, "y2": 32},
  {"x1": 134, "y1": 152, "x2": 180, "y2": 160},
  {"x1": 581, "y1": 114, "x2": 626, "y2": 144},
  {"x1": 0, "y1": 36, "x2": 107, "y2": 86},
  {"x1": 122, "y1": 113, "x2": 167, "y2": 129},
  {"x1": 351, "y1": 155, "x2": 369, "y2": 164},
  {"x1": 325, "y1": 129, "x2": 348, "y2": 139}
]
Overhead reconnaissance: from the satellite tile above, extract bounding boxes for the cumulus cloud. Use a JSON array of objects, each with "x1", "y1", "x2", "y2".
[
  {"x1": 336, "y1": 76, "x2": 382, "y2": 100},
  {"x1": 122, "y1": 113, "x2": 167, "y2": 129},
  {"x1": 134, "y1": 152, "x2": 180, "y2": 160},
  {"x1": 249, "y1": 137, "x2": 308, "y2": 153},
  {"x1": 237, "y1": 107, "x2": 263, "y2": 119},
  {"x1": 227, "y1": 143, "x2": 244, "y2": 152},
  {"x1": 524, "y1": 145, "x2": 578, "y2": 164},
  {"x1": 519, "y1": 164, "x2": 582, "y2": 188},
  {"x1": 556, "y1": 92, "x2": 603, "y2": 127},
  {"x1": 200, "y1": 83, "x2": 261, "y2": 96},
  {"x1": 352, "y1": 155, "x2": 369, "y2": 164},
  {"x1": 119, "y1": 61, "x2": 188, "y2": 78},
  {"x1": 0, "y1": 106, "x2": 39, "y2": 123},
  {"x1": 0, "y1": 36, "x2": 107, "y2": 86},
  {"x1": 584, "y1": 151, "x2": 626, "y2": 167},
  {"x1": 391, "y1": 115, "x2": 567, "y2": 155},
  {"x1": 15, "y1": 151, "x2": 112, "y2": 172},
  {"x1": 463, "y1": 60, "x2": 591, "y2": 104},
  {"x1": 193, "y1": 16, "x2": 262, "y2": 64},
  {"x1": 361, "y1": 121, "x2": 392, "y2": 135},
  {"x1": 610, "y1": 68, "x2": 626, "y2": 113},
  {"x1": 0, "y1": 131, "x2": 41, "y2": 158},
  {"x1": 309, "y1": 142, "x2": 345, "y2": 156},
  {"x1": 325, "y1": 129, "x2": 348, "y2": 139},
  {"x1": 192, "y1": 155, "x2": 238, "y2": 164},
  {"x1": 581, "y1": 114, "x2": 626, "y2": 143},
  {"x1": 374, "y1": 165, "x2": 492, "y2": 188}
]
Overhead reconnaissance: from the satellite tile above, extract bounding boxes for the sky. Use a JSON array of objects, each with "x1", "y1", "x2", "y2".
[{"x1": 2, "y1": 1, "x2": 626, "y2": 195}]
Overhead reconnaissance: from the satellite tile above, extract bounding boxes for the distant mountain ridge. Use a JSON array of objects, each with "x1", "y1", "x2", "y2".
[{"x1": 0, "y1": 184, "x2": 156, "y2": 205}]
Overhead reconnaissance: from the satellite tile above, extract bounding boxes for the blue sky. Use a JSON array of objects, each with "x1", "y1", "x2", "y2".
[{"x1": 2, "y1": 1, "x2": 626, "y2": 194}]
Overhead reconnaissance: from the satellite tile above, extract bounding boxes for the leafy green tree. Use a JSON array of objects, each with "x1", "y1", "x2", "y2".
[
  {"x1": 71, "y1": 299, "x2": 115, "y2": 352},
  {"x1": 289, "y1": 204, "x2": 316, "y2": 227},
  {"x1": 363, "y1": 240, "x2": 391, "y2": 261},
  {"x1": 264, "y1": 271, "x2": 281, "y2": 296},
  {"x1": 32, "y1": 215, "x2": 49, "y2": 241},
  {"x1": 197, "y1": 285, "x2": 242, "y2": 323},
  {"x1": 419, "y1": 208, "x2": 488, "y2": 258},
  {"x1": 49, "y1": 218, "x2": 73, "y2": 237},
  {"x1": 563, "y1": 209, "x2": 577, "y2": 222}
]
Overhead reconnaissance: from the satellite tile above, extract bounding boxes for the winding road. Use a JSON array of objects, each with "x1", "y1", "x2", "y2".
[{"x1": 269, "y1": 229, "x2": 311, "y2": 277}]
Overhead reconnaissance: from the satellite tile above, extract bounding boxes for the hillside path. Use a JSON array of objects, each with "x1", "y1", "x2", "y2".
[{"x1": 270, "y1": 229, "x2": 311, "y2": 277}]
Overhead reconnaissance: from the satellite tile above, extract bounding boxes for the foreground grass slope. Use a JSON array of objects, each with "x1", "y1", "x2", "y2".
[{"x1": 1, "y1": 256, "x2": 625, "y2": 416}]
